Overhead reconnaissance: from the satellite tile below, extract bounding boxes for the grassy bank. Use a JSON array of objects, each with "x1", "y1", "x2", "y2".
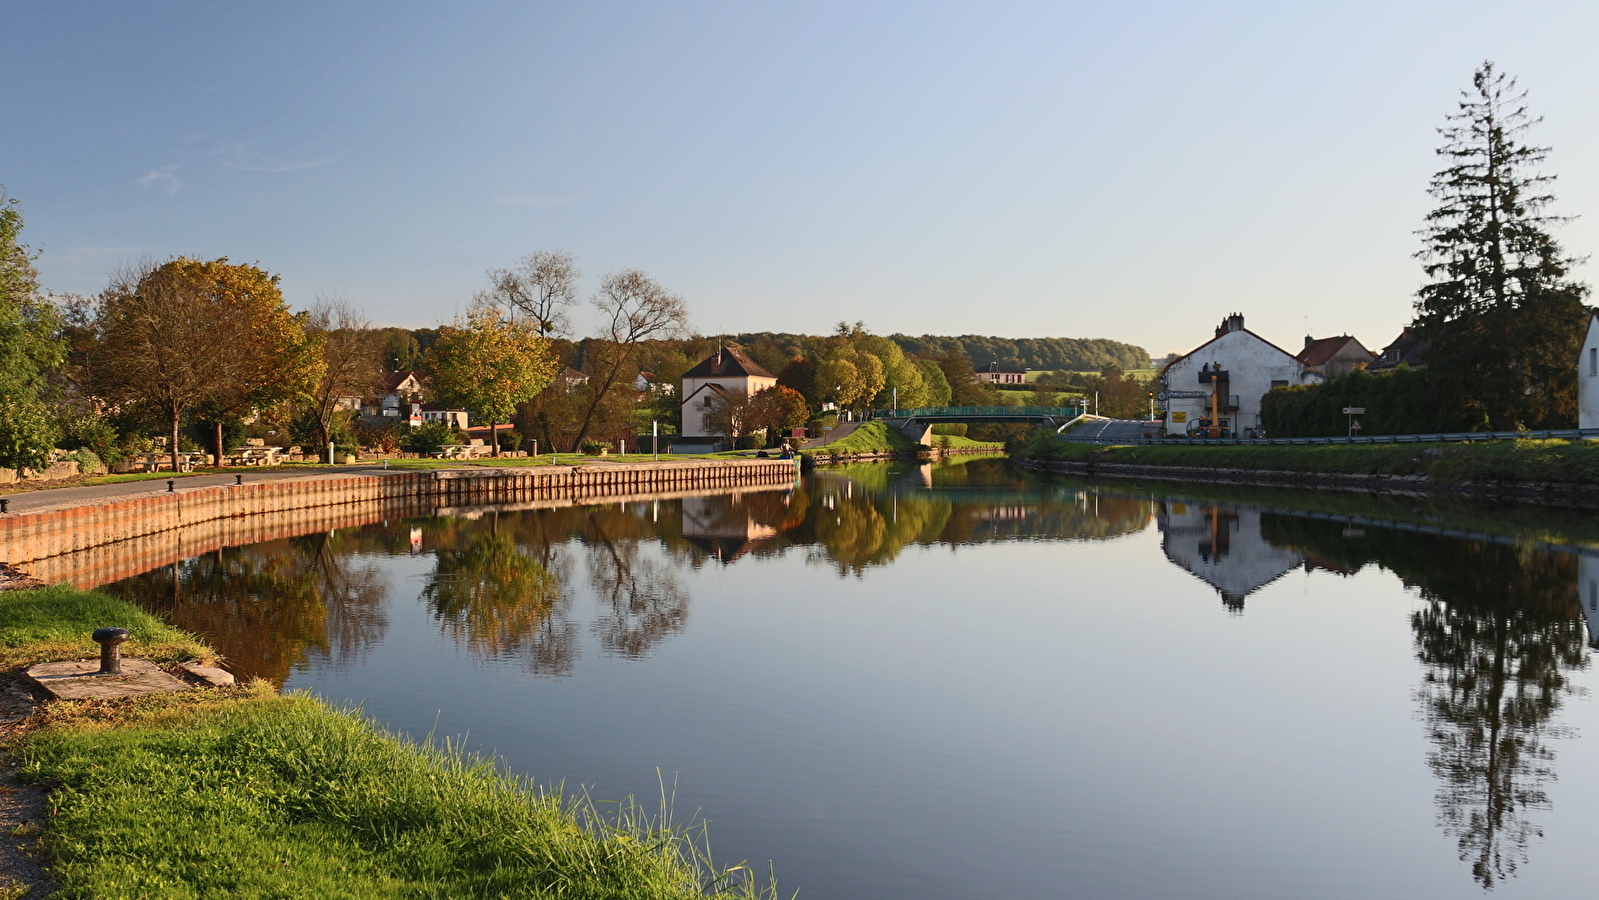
[
  {"x1": 803, "y1": 421, "x2": 922, "y2": 455},
  {"x1": 806, "y1": 422, "x2": 1002, "y2": 456},
  {"x1": 1018, "y1": 430, "x2": 1599, "y2": 487},
  {"x1": 0, "y1": 586, "x2": 778, "y2": 899}
]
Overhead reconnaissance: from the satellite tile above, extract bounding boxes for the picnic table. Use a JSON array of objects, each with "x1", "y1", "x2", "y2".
[
  {"x1": 135, "y1": 452, "x2": 207, "y2": 473},
  {"x1": 223, "y1": 447, "x2": 283, "y2": 467},
  {"x1": 438, "y1": 444, "x2": 490, "y2": 460}
]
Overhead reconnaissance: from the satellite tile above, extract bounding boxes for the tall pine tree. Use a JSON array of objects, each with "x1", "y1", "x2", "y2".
[{"x1": 1414, "y1": 62, "x2": 1589, "y2": 430}]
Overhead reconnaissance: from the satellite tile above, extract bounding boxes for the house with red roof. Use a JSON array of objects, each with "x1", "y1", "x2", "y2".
[{"x1": 1295, "y1": 335, "x2": 1377, "y2": 378}]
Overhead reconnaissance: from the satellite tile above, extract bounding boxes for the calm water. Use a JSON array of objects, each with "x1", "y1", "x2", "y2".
[{"x1": 101, "y1": 458, "x2": 1599, "y2": 899}]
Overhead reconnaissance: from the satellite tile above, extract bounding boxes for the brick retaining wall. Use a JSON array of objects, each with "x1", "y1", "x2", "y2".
[{"x1": 1, "y1": 460, "x2": 798, "y2": 587}]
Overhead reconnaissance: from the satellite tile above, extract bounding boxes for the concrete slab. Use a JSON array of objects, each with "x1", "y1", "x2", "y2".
[
  {"x1": 24, "y1": 659, "x2": 192, "y2": 700},
  {"x1": 180, "y1": 662, "x2": 235, "y2": 686}
]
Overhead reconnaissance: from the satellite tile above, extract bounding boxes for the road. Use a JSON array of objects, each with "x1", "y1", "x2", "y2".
[{"x1": 1071, "y1": 417, "x2": 1157, "y2": 442}]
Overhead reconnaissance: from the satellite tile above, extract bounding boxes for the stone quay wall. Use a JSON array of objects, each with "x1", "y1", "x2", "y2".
[{"x1": 1, "y1": 460, "x2": 799, "y2": 585}]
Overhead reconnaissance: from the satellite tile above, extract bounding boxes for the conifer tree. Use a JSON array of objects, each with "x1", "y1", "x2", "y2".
[{"x1": 1414, "y1": 61, "x2": 1589, "y2": 430}]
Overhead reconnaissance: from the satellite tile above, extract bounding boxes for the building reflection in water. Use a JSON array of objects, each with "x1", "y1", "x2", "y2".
[{"x1": 1156, "y1": 501, "x2": 1304, "y2": 612}]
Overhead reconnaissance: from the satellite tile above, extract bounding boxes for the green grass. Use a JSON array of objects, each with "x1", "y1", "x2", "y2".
[
  {"x1": 803, "y1": 421, "x2": 922, "y2": 455},
  {"x1": 929, "y1": 435, "x2": 1005, "y2": 450},
  {"x1": 0, "y1": 585, "x2": 210, "y2": 671},
  {"x1": 15, "y1": 690, "x2": 779, "y2": 900},
  {"x1": 1018, "y1": 432, "x2": 1599, "y2": 487}
]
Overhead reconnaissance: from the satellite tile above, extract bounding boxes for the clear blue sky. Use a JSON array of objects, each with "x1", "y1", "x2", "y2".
[{"x1": 5, "y1": 0, "x2": 1597, "y2": 358}]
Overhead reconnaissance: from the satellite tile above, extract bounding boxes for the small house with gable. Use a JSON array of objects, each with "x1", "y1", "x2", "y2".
[
  {"x1": 679, "y1": 347, "x2": 778, "y2": 446},
  {"x1": 1158, "y1": 313, "x2": 1321, "y2": 437}
]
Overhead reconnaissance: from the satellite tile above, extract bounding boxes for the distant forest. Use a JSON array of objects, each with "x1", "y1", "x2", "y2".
[{"x1": 728, "y1": 332, "x2": 1149, "y2": 372}]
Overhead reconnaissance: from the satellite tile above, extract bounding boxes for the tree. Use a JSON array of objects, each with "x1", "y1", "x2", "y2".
[
  {"x1": 303, "y1": 297, "x2": 384, "y2": 452},
  {"x1": 93, "y1": 257, "x2": 321, "y2": 472},
  {"x1": 428, "y1": 305, "x2": 558, "y2": 456},
  {"x1": 564, "y1": 269, "x2": 689, "y2": 451},
  {"x1": 1414, "y1": 61, "x2": 1590, "y2": 430},
  {"x1": 0, "y1": 189, "x2": 64, "y2": 470},
  {"x1": 748, "y1": 385, "x2": 810, "y2": 443},
  {"x1": 703, "y1": 390, "x2": 757, "y2": 444},
  {"x1": 478, "y1": 249, "x2": 579, "y2": 336}
]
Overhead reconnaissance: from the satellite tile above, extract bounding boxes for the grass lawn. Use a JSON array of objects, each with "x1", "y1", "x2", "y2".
[
  {"x1": 0, "y1": 584, "x2": 210, "y2": 672},
  {"x1": 0, "y1": 586, "x2": 780, "y2": 899},
  {"x1": 804, "y1": 421, "x2": 922, "y2": 455}
]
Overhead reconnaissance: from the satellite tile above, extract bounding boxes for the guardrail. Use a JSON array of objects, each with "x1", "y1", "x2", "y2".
[
  {"x1": 874, "y1": 406, "x2": 1084, "y2": 418},
  {"x1": 1055, "y1": 427, "x2": 1599, "y2": 446}
]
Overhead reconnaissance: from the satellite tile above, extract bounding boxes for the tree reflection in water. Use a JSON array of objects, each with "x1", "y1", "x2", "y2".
[
  {"x1": 423, "y1": 513, "x2": 574, "y2": 674},
  {"x1": 105, "y1": 528, "x2": 391, "y2": 683},
  {"x1": 1261, "y1": 515, "x2": 1590, "y2": 889}
]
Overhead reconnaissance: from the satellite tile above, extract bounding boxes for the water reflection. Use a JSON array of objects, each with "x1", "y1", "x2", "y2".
[
  {"x1": 106, "y1": 529, "x2": 391, "y2": 683},
  {"x1": 1260, "y1": 513, "x2": 1590, "y2": 889},
  {"x1": 92, "y1": 460, "x2": 1599, "y2": 892},
  {"x1": 1156, "y1": 502, "x2": 1304, "y2": 612}
]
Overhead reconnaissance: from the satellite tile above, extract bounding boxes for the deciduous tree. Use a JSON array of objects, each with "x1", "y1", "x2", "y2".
[
  {"x1": 478, "y1": 249, "x2": 580, "y2": 336},
  {"x1": 565, "y1": 269, "x2": 689, "y2": 451},
  {"x1": 429, "y1": 306, "x2": 559, "y2": 456},
  {"x1": 303, "y1": 297, "x2": 385, "y2": 451},
  {"x1": 1414, "y1": 62, "x2": 1589, "y2": 430},
  {"x1": 0, "y1": 190, "x2": 64, "y2": 471},
  {"x1": 93, "y1": 257, "x2": 321, "y2": 472}
]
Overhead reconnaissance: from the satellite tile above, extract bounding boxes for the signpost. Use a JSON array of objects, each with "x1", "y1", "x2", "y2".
[{"x1": 1343, "y1": 407, "x2": 1366, "y2": 438}]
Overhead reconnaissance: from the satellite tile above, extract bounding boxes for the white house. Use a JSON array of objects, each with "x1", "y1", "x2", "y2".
[
  {"x1": 1158, "y1": 313, "x2": 1321, "y2": 437},
  {"x1": 1579, "y1": 312, "x2": 1599, "y2": 430},
  {"x1": 679, "y1": 347, "x2": 778, "y2": 441}
]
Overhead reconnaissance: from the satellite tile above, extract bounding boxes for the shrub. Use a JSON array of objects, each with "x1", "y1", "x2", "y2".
[
  {"x1": 581, "y1": 438, "x2": 608, "y2": 456},
  {"x1": 56, "y1": 410, "x2": 126, "y2": 466},
  {"x1": 400, "y1": 422, "x2": 462, "y2": 455}
]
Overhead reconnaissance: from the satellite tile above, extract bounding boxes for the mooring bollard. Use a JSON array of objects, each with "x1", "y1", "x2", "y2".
[
  {"x1": 167, "y1": 480, "x2": 175, "y2": 492},
  {"x1": 92, "y1": 627, "x2": 130, "y2": 675},
  {"x1": 235, "y1": 474, "x2": 243, "y2": 485},
  {"x1": 0, "y1": 498, "x2": 8, "y2": 514}
]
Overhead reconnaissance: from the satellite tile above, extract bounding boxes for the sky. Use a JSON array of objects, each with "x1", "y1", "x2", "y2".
[{"x1": 4, "y1": 0, "x2": 1598, "y2": 359}]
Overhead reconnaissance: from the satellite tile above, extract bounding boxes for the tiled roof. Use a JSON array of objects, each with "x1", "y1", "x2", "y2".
[
  {"x1": 1296, "y1": 335, "x2": 1368, "y2": 368},
  {"x1": 683, "y1": 347, "x2": 776, "y2": 379}
]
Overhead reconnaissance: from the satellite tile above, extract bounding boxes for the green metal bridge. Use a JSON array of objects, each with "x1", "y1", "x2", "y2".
[{"x1": 872, "y1": 405, "x2": 1085, "y2": 425}]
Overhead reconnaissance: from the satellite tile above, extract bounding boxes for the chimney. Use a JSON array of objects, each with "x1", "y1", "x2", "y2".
[
  {"x1": 1305, "y1": 335, "x2": 1314, "y2": 348},
  {"x1": 1228, "y1": 313, "x2": 1245, "y2": 333},
  {"x1": 710, "y1": 348, "x2": 723, "y2": 375}
]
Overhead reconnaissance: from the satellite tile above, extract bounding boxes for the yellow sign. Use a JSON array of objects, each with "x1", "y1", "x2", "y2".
[{"x1": 1170, "y1": 411, "x2": 1187, "y2": 423}]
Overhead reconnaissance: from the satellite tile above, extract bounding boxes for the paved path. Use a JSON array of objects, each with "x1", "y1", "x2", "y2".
[
  {"x1": 0, "y1": 466, "x2": 402, "y2": 516},
  {"x1": 1071, "y1": 417, "x2": 1154, "y2": 442},
  {"x1": 801, "y1": 422, "x2": 861, "y2": 449}
]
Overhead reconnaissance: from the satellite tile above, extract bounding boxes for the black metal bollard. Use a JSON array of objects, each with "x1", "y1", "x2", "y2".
[
  {"x1": 167, "y1": 480, "x2": 175, "y2": 492},
  {"x1": 235, "y1": 474, "x2": 243, "y2": 485},
  {"x1": 0, "y1": 498, "x2": 8, "y2": 514},
  {"x1": 92, "y1": 627, "x2": 130, "y2": 675}
]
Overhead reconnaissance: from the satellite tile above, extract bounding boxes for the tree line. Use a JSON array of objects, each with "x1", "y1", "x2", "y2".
[{"x1": 726, "y1": 331, "x2": 1148, "y2": 373}]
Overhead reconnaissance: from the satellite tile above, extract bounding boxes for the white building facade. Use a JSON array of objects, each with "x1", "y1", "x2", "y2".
[
  {"x1": 1579, "y1": 313, "x2": 1599, "y2": 430},
  {"x1": 679, "y1": 347, "x2": 778, "y2": 439},
  {"x1": 1159, "y1": 313, "x2": 1321, "y2": 437}
]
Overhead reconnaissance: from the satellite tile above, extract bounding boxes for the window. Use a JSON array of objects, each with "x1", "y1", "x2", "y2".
[
  {"x1": 1590, "y1": 347, "x2": 1596, "y2": 375},
  {"x1": 1270, "y1": 379, "x2": 1288, "y2": 389}
]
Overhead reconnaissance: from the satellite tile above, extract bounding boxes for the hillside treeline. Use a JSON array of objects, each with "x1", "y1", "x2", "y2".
[{"x1": 727, "y1": 332, "x2": 1148, "y2": 372}]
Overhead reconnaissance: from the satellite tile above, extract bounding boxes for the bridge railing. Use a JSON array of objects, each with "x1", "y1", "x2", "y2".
[
  {"x1": 874, "y1": 406, "x2": 1084, "y2": 419},
  {"x1": 1054, "y1": 427, "x2": 1599, "y2": 447}
]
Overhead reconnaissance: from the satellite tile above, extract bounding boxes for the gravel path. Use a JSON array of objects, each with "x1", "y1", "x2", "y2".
[{"x1": 0, "y1": 676, "x2": 52, "y2": 897}]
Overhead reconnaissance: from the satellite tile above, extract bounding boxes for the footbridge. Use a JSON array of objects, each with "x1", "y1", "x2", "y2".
[{"x1": 871, "y1": 406, "x2": 1089, "y2": 443}]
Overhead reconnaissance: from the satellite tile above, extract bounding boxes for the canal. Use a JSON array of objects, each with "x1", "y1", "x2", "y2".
[{"x1": 100, "y1": 457, "x2": 1599, "y2": 899}]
